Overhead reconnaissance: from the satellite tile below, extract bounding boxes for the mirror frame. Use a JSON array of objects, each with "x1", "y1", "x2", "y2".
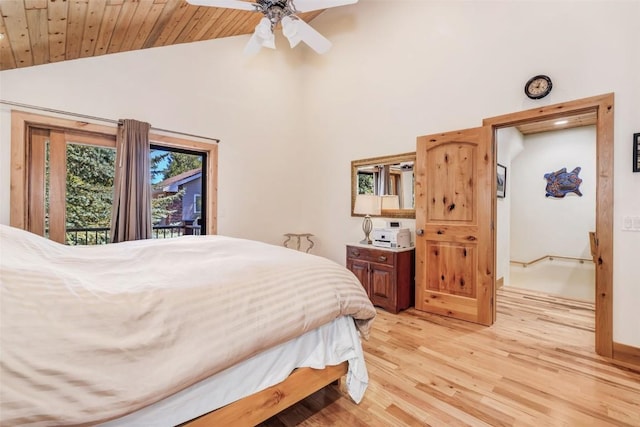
[{"x1": 351, "y1": 152, "x2": 416, "y2": 219}]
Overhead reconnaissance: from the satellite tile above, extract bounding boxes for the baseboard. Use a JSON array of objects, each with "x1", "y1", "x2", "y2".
[
  {"x1": 496, "y1": 277, "x2": 504, "y2": 289},
  {"x1": 612, "y1": 341, "x2": 640, "y2": 368}
]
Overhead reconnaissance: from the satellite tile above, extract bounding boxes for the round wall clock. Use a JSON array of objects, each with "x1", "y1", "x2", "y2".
[{"x1": 524, "y1": 75, "x2": 553, "y2": 99}]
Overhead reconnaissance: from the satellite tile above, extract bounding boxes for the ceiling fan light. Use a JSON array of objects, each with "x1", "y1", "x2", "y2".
[
  {"x1": 286, "y1": 34, "x2": 302, "y2": 48},
  {"x1": 261, "y1": 35, "x2": 276, "y2": 49},
  {"x1": 255, "y1": 17, "x2": 276, "y2": 49},
  {"x1": 256, "y1": 17, "x2": 272, "y2": 38},
  {"x1": 282, "y1": 16, "x2": 301, "y2": 48},
  {"x1": 281, "y1": 16, "x2": 298, "y2": 38}
]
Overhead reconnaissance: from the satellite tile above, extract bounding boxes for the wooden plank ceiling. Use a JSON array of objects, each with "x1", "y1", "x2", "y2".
[{"x1": 0, "y1": 0, "x2": 323, "y2": 71}]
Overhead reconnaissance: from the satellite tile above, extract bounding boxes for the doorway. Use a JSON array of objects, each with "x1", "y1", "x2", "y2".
[
  {"x1": 498, "y1": 124, "x2": 596, "y2": 302},
  {"x1": 483, "y1": 93, "x2": 614, "y2": 357},
  {"x1": 150, "y1": 145, "x2": 208, "y2": 237}
]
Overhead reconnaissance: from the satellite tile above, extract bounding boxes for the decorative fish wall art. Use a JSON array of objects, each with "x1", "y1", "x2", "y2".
[{"x1": 544, "y1": 167, "x2": 583, "y2": 198}]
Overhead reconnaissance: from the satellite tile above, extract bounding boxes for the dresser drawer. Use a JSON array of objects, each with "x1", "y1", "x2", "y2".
[{"x1": 346, "y1": 245, "x2": 394, "y2": 266}]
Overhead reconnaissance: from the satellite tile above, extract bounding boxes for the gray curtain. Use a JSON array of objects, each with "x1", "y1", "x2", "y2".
[
  {"x1": 376, "y1": 164, "x2": 390, "y2": 195},
  {"x1": 110, "y1": 119, "x2": 152, "y2": 243}
]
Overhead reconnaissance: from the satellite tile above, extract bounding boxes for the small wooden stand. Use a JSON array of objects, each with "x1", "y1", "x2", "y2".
[{"x1": 283, "y1": 233, "x2": 315, "y2": 253}]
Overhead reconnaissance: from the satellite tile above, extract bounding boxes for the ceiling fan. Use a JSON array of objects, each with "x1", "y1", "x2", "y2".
[{"x1": 186, "y1": 0, "x2": 358, "y2": 54}]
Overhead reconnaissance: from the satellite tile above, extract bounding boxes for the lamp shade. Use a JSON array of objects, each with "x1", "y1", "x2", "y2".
[
  {"x1": 256, "y1": 18, "x2": 275, "y2": 49},
  {"x1": 354, "y1": 194, "x2": 381, "y2": 216},
  {"x1": 381, "y1": 195, "x2": 400, "y2": 210},
  {"x1": 282, "y1": 16, "x2": 301, "y2": 48}
]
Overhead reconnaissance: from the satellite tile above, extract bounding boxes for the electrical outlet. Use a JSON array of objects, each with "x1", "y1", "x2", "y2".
[{"x1": 623, "y1": 216, "x2": 632, "y2": 230}]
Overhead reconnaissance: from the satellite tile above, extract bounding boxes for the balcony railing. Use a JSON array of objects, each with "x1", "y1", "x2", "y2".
[
  {"x1": 65, "y1": 224, "x2": 201, "y2": 246},
  {"x1": 66, "y1": 226, "x2": 111, "y2": 245}
]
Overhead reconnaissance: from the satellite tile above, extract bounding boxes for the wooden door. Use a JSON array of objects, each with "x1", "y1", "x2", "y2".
[
  {"x1": 415, "y1": 126, "x2": 495, "y2": 325},
  {"x1": 27, "y1": 129, "x2": 69, "y2": 243},
  {"x1": 26, "y1": 129, "x2": 116, "y2": 244}
]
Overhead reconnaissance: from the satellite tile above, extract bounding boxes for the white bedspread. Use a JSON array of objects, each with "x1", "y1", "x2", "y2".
[{"x1": 0, "y1": 225, "x2": 376, "y2": 427}]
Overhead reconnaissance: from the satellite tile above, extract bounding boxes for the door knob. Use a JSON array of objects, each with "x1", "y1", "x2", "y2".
[{"x1": 416, "y1": 229, "x2": 424, "y2": 236}]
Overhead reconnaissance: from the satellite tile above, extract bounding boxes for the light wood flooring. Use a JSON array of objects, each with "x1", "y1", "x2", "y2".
[{"x1": 261, "y1": 287, "x2": 640, "y2": 426}]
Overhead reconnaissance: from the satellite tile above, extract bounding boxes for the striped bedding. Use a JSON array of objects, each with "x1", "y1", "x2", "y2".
[{"x1": 0, "y1": 225, "x2": 376, "y2": 427}]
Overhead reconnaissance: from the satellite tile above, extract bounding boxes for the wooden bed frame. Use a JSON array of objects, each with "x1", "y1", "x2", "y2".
[{"x1": 181, "y1": 361, "x2": 349, "y2": 426}]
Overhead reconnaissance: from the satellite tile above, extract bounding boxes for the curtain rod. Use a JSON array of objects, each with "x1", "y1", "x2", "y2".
[{"x1": 0, "y1": 99, "x2": 220, "y2": 143}]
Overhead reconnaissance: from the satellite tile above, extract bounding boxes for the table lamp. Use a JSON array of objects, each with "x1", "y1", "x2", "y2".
[{"x1": 354, "y1": 194, "x2": 381, "y2": 244}]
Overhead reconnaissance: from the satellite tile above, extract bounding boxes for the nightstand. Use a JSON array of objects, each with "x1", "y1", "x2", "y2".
[{"x1": 346, "y1": 244, "x2": 415, "y2": 314}]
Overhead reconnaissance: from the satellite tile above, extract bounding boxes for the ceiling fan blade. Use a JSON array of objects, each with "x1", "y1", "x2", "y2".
[
  {"x1": 243, "y1": 32, "x2": 263, "y2": 55},
  {"x1": 186, "y1": 0, "x2": 257, "y2": 11},
  {"x1": 294, "y1": 19, "x2": 332, "y2": 54},
  {"x1": 293, "y1": 0, "x2": 358, "y2": 13}
]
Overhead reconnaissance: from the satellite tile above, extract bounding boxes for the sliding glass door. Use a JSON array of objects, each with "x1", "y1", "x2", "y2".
[
  {"x1": 150, "y1": 145, "x2": 207, "y2": 237},
  {"x1": 13, "y1": 111, "x2": 218, "y2": 243},
  {"x1": 28, "y1": 128, "x2": 116, "y2": 244}
]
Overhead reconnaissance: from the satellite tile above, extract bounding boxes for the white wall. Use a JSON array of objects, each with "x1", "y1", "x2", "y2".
[
  {"x1": 0, "y1": 35, "x2": 308, "y2": 246},
  {"x1": 300, "y1": 0, "x2": 640, "y2": 346},
  {"x1": 511, "y1": 126, "x2": 596, "y2": 262},
  {"x1": 1, "y1": 0, "x2": 638, "y2": 346},
  {"x1": 496, "y1": 127, "x2": 524, "y2": 286}
]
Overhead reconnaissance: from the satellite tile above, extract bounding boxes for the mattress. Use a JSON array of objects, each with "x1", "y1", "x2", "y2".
[{"x1": 99, "y1": 315, "x2": 367, "y2": 427}]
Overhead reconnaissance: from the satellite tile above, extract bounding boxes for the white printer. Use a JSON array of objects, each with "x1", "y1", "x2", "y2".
[{"x1": 371, "y1": 227, "x2": 412, "y2": 248}]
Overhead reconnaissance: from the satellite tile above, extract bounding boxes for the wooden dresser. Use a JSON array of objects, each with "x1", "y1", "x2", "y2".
[{"x1": 346, "y1": 244, "x2": 415, "y2": 314}]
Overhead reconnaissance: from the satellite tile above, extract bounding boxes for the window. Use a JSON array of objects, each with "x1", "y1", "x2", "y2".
[
  {"x1": 150, "y1": 145, "x2": 206, "y2": 237},
  {"x1": 60, "y1": 139, "x2": 117, "y2": 244},
  {"x1": 194, "y1": 194, "x2": 202, "y2": 214},
  {"x1": 10, "y1": 111, "x2": 218, "y2": 244},
  {"x1": 357, "y1": 171, "x2": 375, "y2": 194}
]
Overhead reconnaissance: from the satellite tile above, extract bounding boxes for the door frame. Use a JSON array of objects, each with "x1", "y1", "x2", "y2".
[{"x1": 483, "y1": 93, "x2": 614, "y2": 357}]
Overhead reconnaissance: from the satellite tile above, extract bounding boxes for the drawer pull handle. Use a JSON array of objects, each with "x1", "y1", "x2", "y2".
[
  {"x1": 351, "y1": 250, "x2": 360, "y2": 257},
  {"x1": 378, "y1": 256, "x2": 387, "y2": 262}
]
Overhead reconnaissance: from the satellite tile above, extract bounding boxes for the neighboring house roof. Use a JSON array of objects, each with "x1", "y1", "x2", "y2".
[{"x1": 156, "y1": 168, "x2": 202, "y2": 193}]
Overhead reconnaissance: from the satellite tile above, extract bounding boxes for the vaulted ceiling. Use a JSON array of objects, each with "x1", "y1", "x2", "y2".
[
  {"x1": 0, "y1": 0, "x2": 323, "y2": 71},
  {"x1": 0, "y1": 1, "x2": 606, "y2": 136}
]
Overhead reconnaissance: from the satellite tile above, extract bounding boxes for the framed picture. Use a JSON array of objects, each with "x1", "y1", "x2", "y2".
[
  {"x1": 634, "y1": 133, "x2": 640, "y2": 172},
  {"x1": 497, "y1": 163, "x2": 507, "y2": 198}
]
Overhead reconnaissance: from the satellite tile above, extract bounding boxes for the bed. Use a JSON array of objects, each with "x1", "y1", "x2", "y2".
[{"x1": 0, "y1": 224, "x2": 376, "y2": 426}]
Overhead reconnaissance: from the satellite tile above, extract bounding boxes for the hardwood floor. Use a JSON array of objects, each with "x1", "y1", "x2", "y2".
[{"x1": 261, "y1": 287, "x2": 640, "y2": 426}]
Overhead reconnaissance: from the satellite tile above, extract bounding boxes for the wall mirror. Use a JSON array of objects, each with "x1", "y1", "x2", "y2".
[{"x1": 351, "y1": 152, "x2": 416, "y2": 219}]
